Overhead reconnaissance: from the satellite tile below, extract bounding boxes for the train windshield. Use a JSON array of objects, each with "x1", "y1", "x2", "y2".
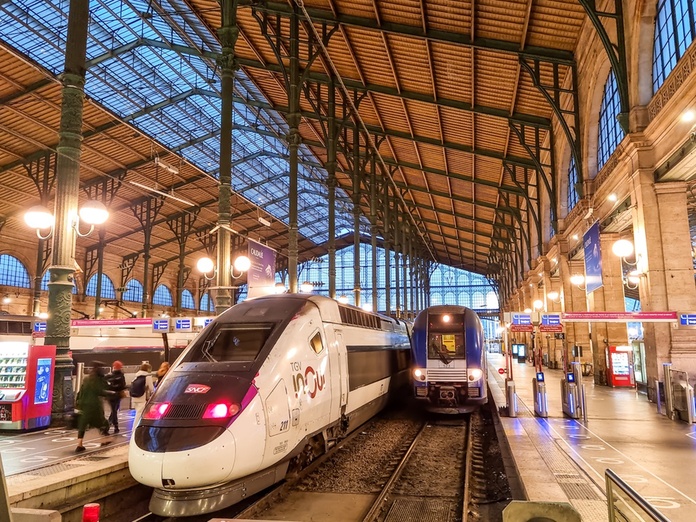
[
  {"x1": 428, "y1": 313, "x2": 466, "y2": 362},
  {"x1": 183, "y1": 323, "x2": 275, "y2": 363}
]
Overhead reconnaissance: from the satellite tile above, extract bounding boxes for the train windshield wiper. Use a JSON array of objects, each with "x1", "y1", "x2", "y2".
[
  {"x1": 201, "y1": 333, "x2": 220, "y2": 363},
  {"x1": 438, "y1": 349, "x2": 452, "y2": 365}
]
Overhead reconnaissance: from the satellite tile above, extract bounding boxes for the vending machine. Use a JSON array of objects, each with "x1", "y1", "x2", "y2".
[
  {"x1": 0, "y1": 342, "x2": 57, "y2": 429},
  {"x1": 606, "y1": 345, "x2": 635, "y2": 387}
]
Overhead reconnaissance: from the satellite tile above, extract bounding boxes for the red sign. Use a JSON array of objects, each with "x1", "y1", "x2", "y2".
[
  {"x1": 71, "y1": 318, "x2": 153, "y2": 327},
  {"x1": 562, "y1": 311, "x2": 677, "y2": 323},
  {"x1": 185, "y1": 384, "x2": 211, "y2": 394},
  {"x1": 539, "y1": 324, "x2": 564, "y2": 333},
  {"x1": 498, "y1": 368, "x2": 506, "y2": 375},
  {"x1": 510, "y1": 324, "x2": 534, "y2": 332}
]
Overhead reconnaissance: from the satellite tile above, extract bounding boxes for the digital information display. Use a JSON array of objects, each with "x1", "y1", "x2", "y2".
[{"x1": 34, "y1": 357, "x2": 52, "y2": 405}]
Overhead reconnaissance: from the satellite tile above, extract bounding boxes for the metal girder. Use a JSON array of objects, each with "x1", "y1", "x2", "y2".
[
  {"x1": 577, "y1": 0, "x2": 629, "y2": 133},
  {"x1": 519, "y1": 58, "x2": 583, "y2": 197},
  {"x1": 504, "y1": 163, "x2": 542, "y2": 259},
  {"x1": 85, "y1": 38, "x2": 552, "y2": 128},
  {"x1": 507, "y1": 121, "x2": 558, "y2": 234},
  {"x1": 244, "y1": 1, "x2": 574, "y2": 65}
]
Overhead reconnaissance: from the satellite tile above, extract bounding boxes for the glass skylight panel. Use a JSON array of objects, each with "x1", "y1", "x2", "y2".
[{"x1": 0, "y1": 0, "x2": 353, "y2": 247}]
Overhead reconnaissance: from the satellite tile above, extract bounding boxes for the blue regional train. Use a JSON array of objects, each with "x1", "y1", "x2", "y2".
[{"x1": 411, "y1": 305, "x2": 488, "y2": 413}]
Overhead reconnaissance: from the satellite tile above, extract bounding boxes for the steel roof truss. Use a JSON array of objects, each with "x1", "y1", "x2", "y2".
[
  {"x1": 519, "y1": 58, "x2": 583, "y2": 197},
  {"x1": 577, "y1": 0, "x2": 629, "y2": 133}
]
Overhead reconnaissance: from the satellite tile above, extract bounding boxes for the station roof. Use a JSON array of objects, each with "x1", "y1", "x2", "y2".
[{"x1": 0, "y1": 0, "x2": 586, "y2": 275}]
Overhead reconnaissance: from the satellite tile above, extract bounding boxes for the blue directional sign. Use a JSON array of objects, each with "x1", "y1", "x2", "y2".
[
  {"x1": 203, "y1": 318, "x2": 214, "y2": 328},
  {"x1": 512, "y1": 313, "x2": 532, "y2": 325},
  {"x1": 33, "y1": 321, "x2": 47, "y2": 333},
  {"x1": 541, "y1": 314, "x2": 561, "y2": 326},
  {"x1": 679, "y1": 314, "x2": 696, "y2": 326},
  {"x1": 175, "y1": 318, "x2": 192, "y2": 332},
  {"x1": 152, "y1": 319, "x2": 170, "y2": 332}
]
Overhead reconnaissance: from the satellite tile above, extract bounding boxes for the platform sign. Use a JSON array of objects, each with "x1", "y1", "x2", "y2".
[
  {"x1": 174, "y1": 318, "x2": 192, "y2": 332},
  {"x1": 679, "y1": 313, "x2": 696, "y2": 327},
  {"x1": 152, "y1": 318, "x2": 170, "y2": 333},
  {"x1": 204, "y1": 318, "x2": 214, "y2": 328},
  {"x1": 512, "y1": 313, "x2": 531, "y2": 325},
  {"x1": 540, "y1": 314, "x2": 563, "y2": 332},
  {"x1": 33, "y1": 322, "x2": 46, "y2": 334},
  {"x1": 510, "y1": 313, "x2": 533, "y2": 332}
]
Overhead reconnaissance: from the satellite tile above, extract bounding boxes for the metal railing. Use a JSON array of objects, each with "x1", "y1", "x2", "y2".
[{"x1": 606, "y1": 469, "x2": 670, "y2": 522}]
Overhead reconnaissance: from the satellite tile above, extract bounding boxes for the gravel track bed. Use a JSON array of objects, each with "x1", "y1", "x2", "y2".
[
  {"x1": 392, "y1": 422, "x2": 468, "y2": 497},
  {"x1": 295, "y1": 416, "x2": 423, "y2": 494}
]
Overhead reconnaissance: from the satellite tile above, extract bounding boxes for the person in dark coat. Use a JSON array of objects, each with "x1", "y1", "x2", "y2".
[
  {"x1": 75, "y1": 361, "x2": 113, "y2": 453},
  {"x1": 105, "y1": 360, "x2": 126, "y2": 434}
]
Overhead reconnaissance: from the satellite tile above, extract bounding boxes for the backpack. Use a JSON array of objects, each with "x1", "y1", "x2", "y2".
[{"x1": 130, "y1": 375, "x2": 146, "y2": 398}]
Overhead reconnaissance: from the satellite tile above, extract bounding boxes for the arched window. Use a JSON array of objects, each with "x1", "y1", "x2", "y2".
[
  {"x1": 200, "y1": 292, "x2": 214, "y2": 312},
  {"x1": 153, "y1": 285, "x2": 173, "y2": 306},
  {"x1": 181, "y1": 289, "x2": 195, "y2": 309},
  {"x1": 122, "y1": 279, "x2": 143, "y2": 302},
  {"x1": 40, "y1": 270, "x2": 78, "y2": 294},
  {"x1": 597, "y1": 70, "x2": 625, "y2": 171},
  {"x1": 0, "y1": 254, "x2": 31, "y2": 288},
  {"x1": 653, "y1": 0, "x2": 696, "y2": 92},
  {"x1": 567, "y1": 155, "x2": 579, "y2": 212},
  {"x1": 85, "y1": 274, "x2": 116, "y2": 299}
]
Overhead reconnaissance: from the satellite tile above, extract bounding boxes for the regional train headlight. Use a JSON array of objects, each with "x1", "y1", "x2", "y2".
[
  {"x1": 413, "y1": 369, "x2": 426, "y2": 381},
  {"x1": 468, "y1": 368, "x2": 483, "y2": 381}
]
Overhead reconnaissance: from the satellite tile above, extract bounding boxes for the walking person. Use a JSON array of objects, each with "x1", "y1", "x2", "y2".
[
  {"x1": 155, "y1": 361, "x2": 170, "y2": 388},
  {"x1": 75, "y1": 361, "x2": 113, "y2": 453},
  {"x1": 131, "y1": 362, "x2": 155, "y2": 423},
  {"x1": 105, "y1": 361, "x2": 126, "y2": 434}
]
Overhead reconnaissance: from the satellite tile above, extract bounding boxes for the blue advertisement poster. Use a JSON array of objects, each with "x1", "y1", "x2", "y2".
[
  {"x1": 583, "y1": 221, "x2": 603, "y2": 293},
  {"x1": 247, "y1": 239, "x2": 276, "y2": 299},
  {"x1": 34, "y1": 357, "x2": 52, "y2": 405}
]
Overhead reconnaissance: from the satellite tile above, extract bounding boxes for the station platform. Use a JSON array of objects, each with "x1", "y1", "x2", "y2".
[
  {"x1": 487, "y1": 352, "x2": 696, "y2": 522},
  {"x1": 1, "y1": 409, "x2": 137, "y2": 521},
  {"x1": 2, "y1": 362, "x2": 696, "y2": 521}
]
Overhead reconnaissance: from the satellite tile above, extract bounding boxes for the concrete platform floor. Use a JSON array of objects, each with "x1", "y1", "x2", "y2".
[{"x1": 488, "y1": 353, "x2": 696, "y2": 522}]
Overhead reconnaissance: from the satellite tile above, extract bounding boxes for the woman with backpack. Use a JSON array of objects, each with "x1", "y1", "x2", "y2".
[{"x1": 131, "y1": 362, "x2": 155, "y2": 423}]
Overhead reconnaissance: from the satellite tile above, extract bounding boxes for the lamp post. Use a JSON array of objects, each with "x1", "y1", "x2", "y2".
[{"x1": 197, "y1": 254, "x2": 251, "y2": 308}]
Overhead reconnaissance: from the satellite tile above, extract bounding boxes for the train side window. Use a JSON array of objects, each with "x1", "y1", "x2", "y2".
[{"x1": 309, "y1": 332, "x2": 324, "y2": 354}]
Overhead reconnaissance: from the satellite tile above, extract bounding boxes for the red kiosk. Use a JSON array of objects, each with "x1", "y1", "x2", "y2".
[
  {"x1": 606, "y1": 345, "x2": 635, "y2": 387},
  {"x1": 0, "y1": 342, "x2": 57, "y2": 429}
]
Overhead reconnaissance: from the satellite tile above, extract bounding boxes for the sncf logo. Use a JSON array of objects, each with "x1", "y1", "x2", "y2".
[{"x1": 185, "y1": 384, "x2": 211, "y2": 394}]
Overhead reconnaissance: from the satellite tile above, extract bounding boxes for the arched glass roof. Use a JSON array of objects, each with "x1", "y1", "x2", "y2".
[{"x1": 0, "y1": 0, "x2": 356, "y2": 244}]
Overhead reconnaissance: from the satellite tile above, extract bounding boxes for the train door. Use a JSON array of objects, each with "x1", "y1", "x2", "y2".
[{"x1": 327, "y1": 328, "x2": 348, "y2": 418}]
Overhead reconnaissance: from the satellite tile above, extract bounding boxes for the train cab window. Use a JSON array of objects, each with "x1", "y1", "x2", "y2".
[
  {"x1": 186, "y1": 323, "x2": 274, "y2": 363},
  {"x1": 309, "y1": 332, "x2": 324, "y2": 354},
  {"x1": 428, "y1": 313, "x2": 466, "y2": 361}
]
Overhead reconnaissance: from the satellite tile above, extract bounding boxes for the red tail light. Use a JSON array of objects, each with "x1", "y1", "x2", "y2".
[
  {"x1": 143, "y1": 402, "x2": 171, "y2": 420},
  {"x1": 202, "y1": 402, "x2": 240, "y2": 419}
]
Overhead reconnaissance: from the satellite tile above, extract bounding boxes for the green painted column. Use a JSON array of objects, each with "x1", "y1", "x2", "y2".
[
  {"x1": 215, "y1": 0, "x2": 239, "y2": 313},
  {"x1": 352, "y1": 130, "x2": 361, "y2": 308},
  {"x1": 383, "y1": 186, "x2": 391, "y2": 315},
  {"x1": 327, "y1": 80, "x2": 337, "y2": 300},
  {"x1": 45, "y1": 0, "x2": 90, "y2": 422},
  {"x1": 287, "y1": 4, "x2": 300, "y2": 294}
]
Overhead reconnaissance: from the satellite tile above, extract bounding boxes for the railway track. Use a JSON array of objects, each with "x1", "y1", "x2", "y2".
[
  {"x1": 362, "y1": 417, "x2": 471, "y2": 522},
  {"x1": 127, "y1": 406, "x2": 512, "y2": 522}
]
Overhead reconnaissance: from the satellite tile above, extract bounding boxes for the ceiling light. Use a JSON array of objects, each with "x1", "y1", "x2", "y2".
[
  {"x1": 682, "y1": 110, "x2": 695, "y2": 123},
  {"x1": 607, "y1": 193, "x2": 617, "y2": 202},
  {"x1": 258, "y1": 216, "x2": 271, "y2": 227}
]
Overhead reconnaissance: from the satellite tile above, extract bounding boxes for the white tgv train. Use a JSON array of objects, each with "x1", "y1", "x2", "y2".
[{"x1": 128, "y1": 294, "x2": 411, "y2": 516}]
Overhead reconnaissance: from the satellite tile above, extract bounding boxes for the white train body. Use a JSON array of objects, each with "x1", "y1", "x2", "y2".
[{"x1": 128, "y1": 294, "x2": 410, "y2": 516}]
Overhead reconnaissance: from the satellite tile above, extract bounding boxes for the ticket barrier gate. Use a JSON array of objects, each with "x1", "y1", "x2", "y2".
[
  {"x1": 561, "y1": 363, "x2": 582, "y2": 419},
  {"x1": 533, "y1": 372, "x2": 548, "y2": 418}
]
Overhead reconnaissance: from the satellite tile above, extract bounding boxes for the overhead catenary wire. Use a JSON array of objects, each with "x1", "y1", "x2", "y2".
[{"x1": 293, "y1": 0, "x2": 437, "y2": 263}]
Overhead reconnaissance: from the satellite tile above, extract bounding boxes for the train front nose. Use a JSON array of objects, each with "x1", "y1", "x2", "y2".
[{"x1": 129, "y1": 427, "x2": 237, "y2": 488}]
